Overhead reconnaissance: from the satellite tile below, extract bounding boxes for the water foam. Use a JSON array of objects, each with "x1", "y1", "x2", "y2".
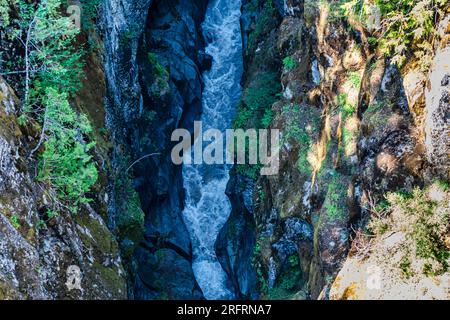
[{"x1": 182, "y1": 0, "x2": 243, "y2": 300}]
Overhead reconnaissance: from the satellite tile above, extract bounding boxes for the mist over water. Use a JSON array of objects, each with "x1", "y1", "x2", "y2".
[{"x1": 181, "y1": 0, "x2": 243, "y2": 300}]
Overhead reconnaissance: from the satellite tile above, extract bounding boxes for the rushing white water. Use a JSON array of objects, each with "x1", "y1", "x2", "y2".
[{"x1": 182, "y1": 0, "x2": 243, "y2": 300}]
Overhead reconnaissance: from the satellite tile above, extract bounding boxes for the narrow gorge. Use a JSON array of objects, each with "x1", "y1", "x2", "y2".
[
  {"x1": 0, "y1": 0, "x2": 448, "y2": 301},
  {"x1": 181, "y1": 0, "x2": 243, "y2": 300}
]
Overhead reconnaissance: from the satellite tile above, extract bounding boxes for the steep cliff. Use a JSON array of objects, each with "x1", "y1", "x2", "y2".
[
  {"x1": 220, "y1": 0, "x2": 449, "y2": 300},
  {"x1": 103, "y1": 0, "x2": 210, "y2": 299},
  {"x1": 0, "y1": 61, "x2": 126, "y2": 299},
  {"x1": 1, "y1": 0, "x2": 211, "y2": 300},
  {"x1": 0, "y1": 0, "x2": 448, "y2": 301}
]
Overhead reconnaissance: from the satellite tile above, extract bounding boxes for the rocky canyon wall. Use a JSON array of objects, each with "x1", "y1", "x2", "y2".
[{"x1": 220, "y1": 0, "x2": 449, "y2": 300}]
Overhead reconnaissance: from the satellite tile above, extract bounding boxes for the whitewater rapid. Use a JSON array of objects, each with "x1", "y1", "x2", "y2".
[{"x1": 181, "y1": 0, "x2": 243, "y2": 300}]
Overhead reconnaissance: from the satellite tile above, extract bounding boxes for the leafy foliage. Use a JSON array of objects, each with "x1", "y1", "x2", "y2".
[
  {"x1": 0, "y1": 0, "x2": 17, "y2": 25},
  {"x1": 347, "y1": 71, "x2": 361, "y2": 89},
  {"x1": 268, "y1": 254, "x2": 302, "y2": 299},
  {"x1": 324, "y1": 0, "x2": 448, "y2": 70},
  {"x1": 242, "y1": 71, "x2": 280, "y2": 120},
  {"x1": 282, "y1": 56, "x2": 297, "y2": 71},
  {"x1": 234, "y1": 71, "x2": 280, "y2": 179},
  {"x1": 147, "y1": 52, "x2": 170, "y2": 97},
  {"x1": 375, "y1": 0, "x2": 447, "y2": 69},
  {"x1": 1, "y1": 0, "x2": 98, "y2": 214},
  {"x1": 79, "y1": 0, "x2": 101, "y2": 31},
  {"x1": 247, "y1": 0, "x2": 277, "y2": 53},
  {"x1": 32, "y1": 5, "x2": 83, "y2": 97},
  {"x1": 337, "y1": 93, "x2": 356, "y2": 117},
  {"x1": 38, "y1": 88, "x2": 98, "y2": 212},
  {"x1": 10, "y1": 215, "x2": 20, "y2": 229},
  {"x1": 369, "y1": 185, "x2": 449, "y2": 277},
  {"x1": 282, "y1": 104, "x2": 318, "y2": 176},
  {"x1": 323, "y1": 172, "x2": 348, "y2": 221},
  {"x1": 260, "y1": 107, "x2": 274, "y2": 128}
]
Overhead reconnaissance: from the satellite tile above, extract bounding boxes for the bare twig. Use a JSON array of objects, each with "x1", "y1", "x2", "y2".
[
  {"x1": 24, "y1": 13, "x2": 38, "y2": 111},
  {"x1": 125, "y1": 153, "x2": 161, "y2": 174},
  {"x1": 28, "y1": 107, "x2": 48, "y2": 159}
]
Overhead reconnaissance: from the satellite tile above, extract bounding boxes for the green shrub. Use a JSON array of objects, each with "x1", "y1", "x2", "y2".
[
  {"x1": 347, "y1": 71, "x2": 361, "y2": 89},
  {"x1": 0, "y1": 0, "x2": 16, "y2": 26},
  {"x1": 148, "y1": 53, "x2": 168, "y2": 77},
  {"x1": 283, "y1": 56, "x2": 297, "y2": 71},
  {"x1": 323, "y1": 172, "x2": 348, "y2": 221},
  {"x1": 79, "y1": 0, "x2": 101, "y2": 31},
  {"x1": 38, "y1": 88, "x2": 98, "y2": 213},
  {"x1": 236, "y1": 163, "x2": 262, "y2": 180},
  {"x1": 233, "y1": 71, "x2": 280, "y2": 179},
  {"x1": 247, "y1": 0, "x2": 277, "y2": 52},
  {"x1": 234, "y1": 102, "x2": 253, "y2": 129},
  {"x1": 375, "y1": 0, "x2": 447, "y2": 68},
  {"x1": 10, "y1": 215, "x2": 20, "y2": 229},
  {"x1": 147, "y1": 52, "x2": 170, "y2": 96},
  {"x1": 258, "y1": 188, "x2": 266, "y2": 202},
  {"x1": 435, "y1": 180, "x2": 449, "y2": 191},
  {"x1": 260, "y1": 108, "x2": 273, "y2": 128},
  {"x1": 116, "y1": 182, "x2": 145, "y2": 243},
  {"x1": 325, "y1": 0, "x2": 447, "y2": 70},
  {"x1": 399, "y1": 255, "x2": 414, "y2": 279},
  {"x1": 268, "y1": 254, "x2": 302, "y2": 299},
  {"x1": 368, "y1": 36, "x2": 378, "y2": 46},
  {"x1": 337, "y1": 93, "x2": 356, "y2": 116},
  {"x1": 244, "y1": 71, "x2": 280, "y2": 114},
  {"x1": 282, "y1": 104, "x2": 318, "y2": 176},
  {"x1": 370, "y1": 185, "x2": 449, "y2": 277},
  {"x1": 4, "y1": 0, "x2": 98, "y2": 214}
]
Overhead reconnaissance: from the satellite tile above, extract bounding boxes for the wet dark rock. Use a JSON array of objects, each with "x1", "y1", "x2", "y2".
[
  {"x1": 216, "y1": 169, "x2": 259, "y2": 300},
  {"x1": 132, "y1": 0, "x2": 210, "y2": 299},
  {"x1": 134, "y1": 243, "x2": 203, "y2": 300},
  {"x1": 104, "y1": 0, "x2": 209, "y2": 299},
  {"x1": 198, "y1": 51, "x2": 213, "y2": 71},
  {"x1": 283, "y1": 218, "x2": 313, "y2": 242},
  {"x1": 272, "y1": 240, "x2": 297, "y2": 263},
  {"x1": 441, "y1": 74, "x2": 450, "y2": 86}
]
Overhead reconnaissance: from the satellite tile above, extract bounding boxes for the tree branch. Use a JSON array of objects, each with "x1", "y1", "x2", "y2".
[{"x1": 125, "y1": 153, "x2": 161, "y2": 174}]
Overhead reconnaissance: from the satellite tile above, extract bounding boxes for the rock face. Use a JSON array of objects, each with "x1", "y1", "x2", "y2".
[
  {"x1": 216, "y1": 169, "x2": 258, "y2": 299},
  {"x1": 330, "y1": 184, "x2": 450, "y2": 300},
  {"x1": 0, "y1": 76, "x2": 126, "y2": 300},
  {"x1": 232, "y1": 0, "x2": 449, "y2": 300},
  {"x1": 1, "y1": 0, "x2": 212, "y2": 300},
  {"x1": 329, "y1": 13, "x2": 450, "y2": 301},
  {"x1": 425, "y1": 44, "x2": 450, "y2": 181},
  {"x1": 1, "y1": 0, "x2": 448, "y2": 301},
  {"x1": 103, "y1": 0, "x2": 209, "y2": 299}
]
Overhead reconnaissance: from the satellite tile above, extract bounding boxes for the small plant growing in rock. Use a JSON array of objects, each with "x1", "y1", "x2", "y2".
[
  {"x1": 338, "y1": 93, "x2": 356, "y2": 116},
  {"x1": 325, "y1": 0, "x2": 447, "y2": 71},
  {"x1": 369, "y1": 184, "x2": 449, "y2": 278},
  {"x1": 46, "y1": 209, "x2": 59, "y2": 220},
  {"x1": 283, "y1": 56, "x2": 297, "y2": 71},
  {"x1": 268, "y1": 254, "x2": 302, "y2": 299},
  {"x1": 323, "y1": 173, "x2": 348, "y2": 221},
  {"x1": 260, "y1": 107, "x2": 273, "y2": 128},
  {"x1": 147, "y1": 52, "x2": 170, "y2": 97},
  {"x1": 10, "y1": 215, "x2": 20, "y2": 229},
  {"x1": 347, "y1": 71, "x2": 361, "y2": 89}
]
